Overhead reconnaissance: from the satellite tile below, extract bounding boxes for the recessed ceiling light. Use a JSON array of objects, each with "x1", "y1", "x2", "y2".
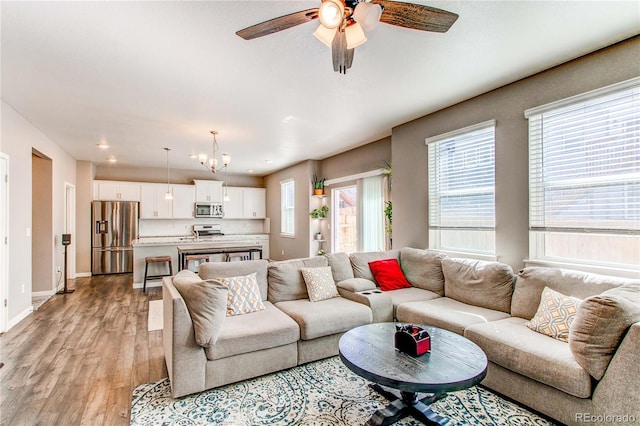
[
  {"x1": 247, "y1": 169, "x2": 254, "y2": 173},
  {"x1": 97, "y1": 142, "x2": 110, "y2": 149},
  {"x1": 107, "y1": 157, "x2": 117, "y2": 163},
  {"x1": 265, "y1": 160, "x2": 273, "y2": 164}
]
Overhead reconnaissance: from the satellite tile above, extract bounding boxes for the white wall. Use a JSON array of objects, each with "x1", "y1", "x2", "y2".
[{"x1": 0, "y1": 101, "x2": 77, "y2": 328}]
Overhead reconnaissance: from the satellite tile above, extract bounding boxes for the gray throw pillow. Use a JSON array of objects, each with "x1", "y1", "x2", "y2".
[
  {"x1": 173, "y1": 270, "x2": 228, "y2": 348},
  {"x1": 442, "y1": 258, "x2": 515, "y2": 313},
  {"x1": 569, "y1": 283, "x2": 640, "y2": 380},
  {"x1": 400, "y1": 247, "x2": 447, "y2": 295}
]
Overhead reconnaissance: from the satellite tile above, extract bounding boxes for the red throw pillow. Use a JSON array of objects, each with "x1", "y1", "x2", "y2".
[{"x1": 368, "y1": 259, "x2": 412, "y2": 291}]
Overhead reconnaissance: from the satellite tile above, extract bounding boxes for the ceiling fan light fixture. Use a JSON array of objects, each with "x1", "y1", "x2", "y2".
[
  {"x1": 318, "y1": 0, "x2": 344, "y2": 29},
  {"x1": 313, "y1": 24, "x2": 337, "y2": 47},
  {"x1": 353, "y1": 2, "x2": 382, "y2": 31},
  {"x1": 345, "y1": 21, "x2": 367, "y2": 49}
]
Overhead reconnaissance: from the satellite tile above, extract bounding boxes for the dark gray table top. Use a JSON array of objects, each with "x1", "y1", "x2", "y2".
[{"x1": 339, "y1": 322, "x2": 488, "y2": 394}]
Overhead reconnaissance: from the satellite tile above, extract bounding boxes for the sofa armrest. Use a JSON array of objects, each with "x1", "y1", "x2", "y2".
[
  {"x1": 337, "y1": 286, "x2": 393, "y2": 323},
  {"x1": 336, "y1": 277, "x2": 377, "y2": 292},
  {"x1": 591, "y1": 322, "x2": 640, "y2": 420},
  {"x1": 163, "y1": 277, "x2": 208, "y2": 398}
]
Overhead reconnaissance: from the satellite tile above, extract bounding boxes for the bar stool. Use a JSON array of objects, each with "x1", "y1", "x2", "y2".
[
  {"x1": 226, "y1": 252, "x2": 251, "y2": 262},
  {"x1": 184, "y1": 254, "x2": 210, "y2": 271},
  {"x1": 143, "y1": 256, "x2": 173, "y2": 292}
]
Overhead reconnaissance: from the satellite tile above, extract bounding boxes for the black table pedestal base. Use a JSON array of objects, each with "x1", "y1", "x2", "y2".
[{"x1": 366, "y1": 383, "x2": 451, "y2": 426}]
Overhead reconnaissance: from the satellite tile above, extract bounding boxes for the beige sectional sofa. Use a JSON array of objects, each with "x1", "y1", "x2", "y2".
[{"x1": 163, "y1": 247, "x2": 640, "y2": 426}]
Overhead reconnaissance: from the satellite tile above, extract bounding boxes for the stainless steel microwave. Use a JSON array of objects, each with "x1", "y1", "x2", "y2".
[{"x1": 195, "y1": 202, "x2": 223, "y2": 218}]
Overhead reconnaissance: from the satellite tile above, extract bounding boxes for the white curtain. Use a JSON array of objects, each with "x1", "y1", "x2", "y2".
[{"x1": 361, "y1": 175, "x2": 385, "y2": 252}]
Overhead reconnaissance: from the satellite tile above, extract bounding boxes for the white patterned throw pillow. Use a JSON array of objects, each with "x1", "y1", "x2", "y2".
[
  {"x1": 525, "y1": 286, "x2": 580, "y2": 342},
  {"x1": 218, "y1": 272, "x2": 265, "y2": 316},
  {"x1": 301, "y1": 266, "x2": 339, "y2": 302}
]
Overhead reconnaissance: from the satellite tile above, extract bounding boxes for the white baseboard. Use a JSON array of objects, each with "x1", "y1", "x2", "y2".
[
  {"x1": 74, "y1": 272, "x2": 92, "y2": 278},
  {"x1": 133, "y1": 281, "x2": 162, "y2": 290},
  {"x1": 32, "y1": 290, "x2": 55, "y2": 297},
  {"x1": 7, "y1": 306, "x2": 34, "y2": 331}
]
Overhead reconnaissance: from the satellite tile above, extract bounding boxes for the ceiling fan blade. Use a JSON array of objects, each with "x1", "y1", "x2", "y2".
[
  {"x1": 332, "y1": 29, "x2": 354, "y2": 74},
  {"x1": 236, "y1": 8, "x2": 319, "y2": 40},
  {"x1": 371, "y1": 0, "x2": 458, "y2": 33}
]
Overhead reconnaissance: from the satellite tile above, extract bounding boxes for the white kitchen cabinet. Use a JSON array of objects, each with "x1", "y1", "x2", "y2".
[
  {"x1": 223, "y1": 187, "x2": 244, "y2": 219},
  {"x1": 140, "y1": 183, "x2": 172, "y2": 219},
  {"x1": 223, "y1": 187, "x2": 266, "y2": 219},
  {"x1": 243, "y1": 188, "x2": 266, "y2": 219},
  {"x1": 171, "y1": 184, "x2": 195, "y2": 219},
  {"x1": 93, "y1": 180, "x2": 141, "y2": 201},
  {"x1": 194, "y1": 180, "x2": 223, "y2": 203}
]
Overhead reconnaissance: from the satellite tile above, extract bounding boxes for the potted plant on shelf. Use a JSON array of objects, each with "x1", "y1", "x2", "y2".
[
  {"x1": 309, "y1": 205, "x2": 329, "y2": 219},
  {"x1": 312, "y1": 173, "x2": 325, "y2": 195}
]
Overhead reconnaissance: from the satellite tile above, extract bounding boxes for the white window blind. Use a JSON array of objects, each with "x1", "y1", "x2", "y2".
[
  {"x1": 526, "y1": 78, "x2": 640, "y2": 271},
  {"x1": 280, "y1": 179, "x2": 295, "y2": 236},
  {"x1": 361, "y1": 175, "x2": 385, "y2": 252},
  {"x1": 426, "y1": 120, "x2": 496, "y2": 255}
]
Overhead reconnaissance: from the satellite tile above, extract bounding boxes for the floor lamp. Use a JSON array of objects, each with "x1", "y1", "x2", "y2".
[{"x1": 58, "y1": 234, "x2": 75, "y2": 294}]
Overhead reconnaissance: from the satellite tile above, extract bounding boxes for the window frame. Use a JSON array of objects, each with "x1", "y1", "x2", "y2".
[
  {"x1": 525, "y1": 77, "x2": 640, "y2": 276},
  {"x1": 426, "y1": 120, "x2": 497, "y2": 258},
  {"x1": 280, "y1": 178, "x2": 295, "y2": 238}
]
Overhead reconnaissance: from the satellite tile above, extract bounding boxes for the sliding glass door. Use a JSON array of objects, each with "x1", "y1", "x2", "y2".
[{"x1": 332, "y1": 185, "x2": 358, "y2": 253}]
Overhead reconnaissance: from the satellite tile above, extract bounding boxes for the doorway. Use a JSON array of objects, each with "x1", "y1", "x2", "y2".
[
  {"x1": 0, "y1": 153, "x2": 8, "y2": 332},
  {"x1": 32, "y1": 150, "x2": 53, "y2": 296}
]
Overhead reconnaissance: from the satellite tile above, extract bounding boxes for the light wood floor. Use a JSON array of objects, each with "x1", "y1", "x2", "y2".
[{"x1": 0, "y1": 274, "x2": 166, "y2": 425}]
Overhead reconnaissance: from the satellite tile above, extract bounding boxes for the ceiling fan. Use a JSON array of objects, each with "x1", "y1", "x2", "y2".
[{"x1": 236, "y1": 0, "x2": 458, "y2": 74}]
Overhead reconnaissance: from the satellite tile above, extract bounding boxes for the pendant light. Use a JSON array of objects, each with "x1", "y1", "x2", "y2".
[{"x1": 164, "y1": 148, "x2": 173, "y2": 200}]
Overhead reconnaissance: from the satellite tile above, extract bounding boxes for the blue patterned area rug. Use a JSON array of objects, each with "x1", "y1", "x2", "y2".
[{"x1": 131, "y1": 357, "x2": 555, "y2": 425}]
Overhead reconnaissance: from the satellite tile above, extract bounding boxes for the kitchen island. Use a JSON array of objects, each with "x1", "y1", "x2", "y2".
[{"x1": 132, "y1": 234, "x2": 269, "y2": 289}]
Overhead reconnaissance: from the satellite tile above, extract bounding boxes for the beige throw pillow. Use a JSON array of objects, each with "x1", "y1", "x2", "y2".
[
  {"x1": 301, "y1": 266, "x2": 339, "y2": 302},
  {"x1": 172, "y1": 270, "x2": 228, "y2": 347},
  {"x1": 525, "y1": 286, "x2": 580, "y2": 342},
  {"x1": 569, "y1": 283, "x2": 640, "y2": 380},
  {"x1": 218, "y1": 272, "x2": 265, "y2": 316}
]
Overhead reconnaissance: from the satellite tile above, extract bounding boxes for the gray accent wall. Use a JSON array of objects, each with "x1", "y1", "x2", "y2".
[
  {"x1": 265, "y1": 160, "x2": 315, "y2": 260},
  {"x1": 391, "y1": 36, "x2": 640, "y2": 271}
]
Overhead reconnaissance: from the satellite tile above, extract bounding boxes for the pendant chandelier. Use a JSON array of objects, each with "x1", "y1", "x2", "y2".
[{"x1": 199, "y1": 130, "x2": 231, "y2": 173}]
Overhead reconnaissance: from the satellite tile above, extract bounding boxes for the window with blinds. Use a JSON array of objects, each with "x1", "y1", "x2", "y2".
[
  {"x1": 426, "y1": 120, "x2": 496, "y2": 255},
  {"x1": 526, "y1": 78, "x2": 640, "y2": 271},
  {"x1": 280, "y1": 179, "x2": 295, "y2": 237}
]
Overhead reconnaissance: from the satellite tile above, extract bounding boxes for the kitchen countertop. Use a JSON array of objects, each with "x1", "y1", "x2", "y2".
[{"x1": 133, "y1": 234, "x2": 269, "y2": 246}]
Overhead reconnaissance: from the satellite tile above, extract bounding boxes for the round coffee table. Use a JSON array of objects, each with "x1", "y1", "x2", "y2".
[{"x1": 339, "y1": 322, "x2": 487, "y2": 426}]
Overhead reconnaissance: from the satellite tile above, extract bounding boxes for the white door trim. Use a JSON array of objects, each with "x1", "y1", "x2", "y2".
[
  {"x1": 64, "y1": 182, "x2": 76, "y2": 279},
  {"x1": 0, "y1": 153, "x2": 9, "y2": 333}
]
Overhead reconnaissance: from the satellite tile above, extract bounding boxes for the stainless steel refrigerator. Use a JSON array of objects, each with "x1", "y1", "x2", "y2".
[{"x1": 92, "y1": 201, "x2": 139, "y2": 275}]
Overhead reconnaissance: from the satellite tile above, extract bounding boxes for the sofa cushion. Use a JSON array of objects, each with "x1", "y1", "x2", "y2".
[
  {"x1": 275, "y1": 297, "x2": 372, "y2": 340},
  {"x1": 218, "y1": 273, "x2": 265, "y2": 316},
  {"x1": 570, "y1": 283, "x2": 640, "y2": 380},
  {"x1": 267, "y1": 256, "x2": 328, "y2": 303},
  {"x1": 464, "y1": 317, "x2": 593, "y2": 398},
  {"x1": 349, "y1": 249, "x2": 400, "y2": 282},
  {"x1": 400, "y1": 247, "x2": 447, "y2": 295},
  {"x1": 172, "y1": 270, "x2": 228, "y2": 347},
  {"x1": 204, "y1": 301, "x2": 300, "y2": 360},
  {"x1": 325, "y1": 252, "x2": 355, "y2": 282},
  {"x1": 368, "y1": 259, "x2": 412, "y2": 291},
  {"x1": 396, "y1": 297, "x2": 510, "y2": 335},
  {"x1": 199, "y1": 259, "x2": 269, "y2": 301},
  {"x1": 525, "y1": 287, "x2": 580, "y2": 342},
  {"x1": 301, "y1": 266, "x2": 339, "y2": 302},
  {"x1": 385, "y1": 287, "x2": 441, "y2": 312},
  {"x1": 511, "y1": 267, "x2": 633, "y2": 320},
  {"x1": 336, "y1": 278, "x2": 377, "y2": 292},
  {"x1": 442, "y1": 258, "x2": 514, "y2": 313}
]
